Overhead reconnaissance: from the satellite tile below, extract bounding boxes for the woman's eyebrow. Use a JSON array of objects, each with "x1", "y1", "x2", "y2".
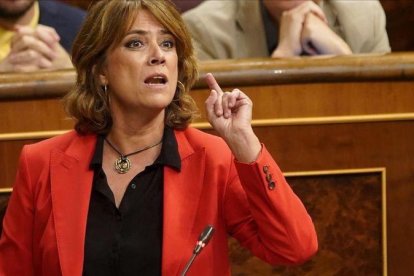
[{"x1": 125, "y1": 28, "x2": 172, "y2": 36}]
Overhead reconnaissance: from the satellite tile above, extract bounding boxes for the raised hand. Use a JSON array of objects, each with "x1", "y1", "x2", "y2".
[{"x1": 204, "y1": 73, "x2": 261, "y2": 163}]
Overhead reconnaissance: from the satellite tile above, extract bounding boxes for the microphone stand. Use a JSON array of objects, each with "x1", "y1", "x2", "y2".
[{"x1": 181, "y1": 254, "x2": 197, "y2": 276}]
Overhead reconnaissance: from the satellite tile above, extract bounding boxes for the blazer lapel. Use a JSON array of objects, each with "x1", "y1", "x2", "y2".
[
  {"x1": 322, "y1": 1, "x2": 346, "y2": 39},
  {"x1": 236, "y1": 0, "x2": 268, "y2": 57},
  {"x1": 50, "y1": 133, "x2": 96, "y2": 276},
  {"x1": 162, "y1": 130, "x2": 206, "y2": 275}
]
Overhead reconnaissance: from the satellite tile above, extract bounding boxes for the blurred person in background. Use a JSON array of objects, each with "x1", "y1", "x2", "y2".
[
  {"x1": 0, "y1": 0, "x2": 85, "y2": 72},
  {"x1": 183, "y1": 0, "x2": 391, "y2": 60}
]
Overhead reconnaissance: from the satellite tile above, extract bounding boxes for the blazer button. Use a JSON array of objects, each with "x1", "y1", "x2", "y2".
[
  {"x1": 266, "y1": 173, "x2": 272, "y2": 182},
  {"x1": 268, "y1": 180, "x2": 276, "y2": 190},
  {"x1": 263, "y1": 165, "x2": 269, "y2": 173}
]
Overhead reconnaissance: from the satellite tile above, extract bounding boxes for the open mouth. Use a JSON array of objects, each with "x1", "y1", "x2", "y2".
[{"x1": 144, "y1": 75, "x2": 167, "y2": 85}]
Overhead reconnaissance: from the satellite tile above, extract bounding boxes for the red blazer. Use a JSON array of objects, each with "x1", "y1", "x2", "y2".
[{"x1": 0, "y1": 127, "x2": 317, "y2": 275}]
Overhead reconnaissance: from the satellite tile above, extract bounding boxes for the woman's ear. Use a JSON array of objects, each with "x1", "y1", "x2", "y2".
[
  {"x1": 99, "y1": 73, "x2": 108, "y2": 86},
  {"x1": 93, "y1": 63, "x2": 108, "y2": 86}
]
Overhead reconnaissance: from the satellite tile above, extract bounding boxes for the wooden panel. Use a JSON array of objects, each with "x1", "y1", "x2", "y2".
[
  {"x1": 1, "y1": 53, "x2": 414, "y2": 134},
  {"x1": 2, "y1": 53, "x2": 414, "y2": 99},
  {"x1": 191, "y1": 82, "x2": 414, "y2": 122},
  {"x1": 1, "y1": 81, "x2": 414, "y2": 134},
  {"x1": 230, "y1": 170, "x2": 385, "y2": 275},
  {"x1": 1, "y1": 54, "x2": 414, "y2": 275},
  {"x1": 0, "y1": 99, "x2": 72, "y2": 133}
]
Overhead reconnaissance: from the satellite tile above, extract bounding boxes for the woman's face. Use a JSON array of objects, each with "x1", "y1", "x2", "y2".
[{"x1": 100, "y1": 9, "x2": 178, "y2": 116}]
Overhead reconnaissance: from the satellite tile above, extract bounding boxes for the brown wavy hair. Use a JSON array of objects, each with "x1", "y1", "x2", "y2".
[{"x1": 64, "y1": 0, "x2": 198, "y2": 134}]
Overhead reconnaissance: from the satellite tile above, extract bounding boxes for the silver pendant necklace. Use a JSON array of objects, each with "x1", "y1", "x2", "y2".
[{"x1": 104, "y1": 138, "x2": 162, "y2": 174}]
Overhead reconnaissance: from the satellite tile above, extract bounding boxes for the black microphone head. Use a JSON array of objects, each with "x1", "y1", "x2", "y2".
[
  {"x1": 193, "y1": 225, "x2": 215, "y2": 255},
  {"x1": 199, "y1": 225, "x2": 215, "y2": 245},
  {"x1": 183, "y1": 225, "x2": 216, "y2": 275}
]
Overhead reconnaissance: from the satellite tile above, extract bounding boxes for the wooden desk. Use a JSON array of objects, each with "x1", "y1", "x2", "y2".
[{"x1": 1, "y1": 53, "x2": 414, "y2": 275}]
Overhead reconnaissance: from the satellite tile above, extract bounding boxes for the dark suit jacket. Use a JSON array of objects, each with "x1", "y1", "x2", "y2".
[
  {"x1": 39, "y1": 0, "x2": 86, "y2": 52},
  {"x1": 0, "y1": 127, "x2": 317, "y2": 275}
]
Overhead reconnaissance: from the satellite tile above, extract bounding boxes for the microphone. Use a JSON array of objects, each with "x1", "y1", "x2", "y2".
[{"x1": 180, "y1": 225, "x2": 215, "y2": 276}]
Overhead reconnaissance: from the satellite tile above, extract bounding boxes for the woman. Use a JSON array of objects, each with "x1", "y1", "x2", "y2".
[{"x1": 0, "y1": 0, "x2": 317, "y2": 275}]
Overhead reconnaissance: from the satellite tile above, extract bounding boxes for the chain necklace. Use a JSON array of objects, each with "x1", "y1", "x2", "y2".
[{"x1": 104, "y1": 138, "x2": 162, "y2": 174}]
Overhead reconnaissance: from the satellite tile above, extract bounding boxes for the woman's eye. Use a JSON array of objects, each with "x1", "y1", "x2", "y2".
[
  {"x1": 161, "y1": 40, "x2": 175, "y2": 49},
  {"x1": 125, "y1": 40, "x2": 143, "y2": 48}
]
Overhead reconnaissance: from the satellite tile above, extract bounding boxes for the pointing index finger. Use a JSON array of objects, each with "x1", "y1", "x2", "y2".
[{"x1": 205, "y1": 73, "x2": 223, "y2": 93}]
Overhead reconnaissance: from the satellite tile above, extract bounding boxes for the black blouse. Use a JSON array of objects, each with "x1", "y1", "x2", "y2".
[{"x1": 83, "y1": 127, "x2": 180, "y2": 276}]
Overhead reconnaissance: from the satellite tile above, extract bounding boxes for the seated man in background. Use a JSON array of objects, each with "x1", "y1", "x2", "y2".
[
  {"x1": 183, "y1": 0, "x2": 391, "y2": 60},
  {"x1": 0, "y1": 0, "x2": 85, "y2": 72}
]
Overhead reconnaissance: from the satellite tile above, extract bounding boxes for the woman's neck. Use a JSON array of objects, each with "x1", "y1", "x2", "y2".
[{"x1": 107, "y1": 111, "x2": 165, "y2": 154}]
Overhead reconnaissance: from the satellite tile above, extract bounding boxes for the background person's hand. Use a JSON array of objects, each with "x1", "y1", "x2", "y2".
[
  {"x1": 301, "y1": 12, "x2": 352, "y2": 55},
  {"x1": 204, "y1": 73, "x2": 261, "y2": 163},
  {"x1": 272, "y1": 1, "x2": 327, "y2": 58},
  {"x1": 0, "y1": 24, "x2": 72, "y2": 72}
]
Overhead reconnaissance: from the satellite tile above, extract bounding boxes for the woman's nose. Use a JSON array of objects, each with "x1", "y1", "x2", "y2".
[{"x1": 148, "y1": 45, "x2": 166, "y2": 65}]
